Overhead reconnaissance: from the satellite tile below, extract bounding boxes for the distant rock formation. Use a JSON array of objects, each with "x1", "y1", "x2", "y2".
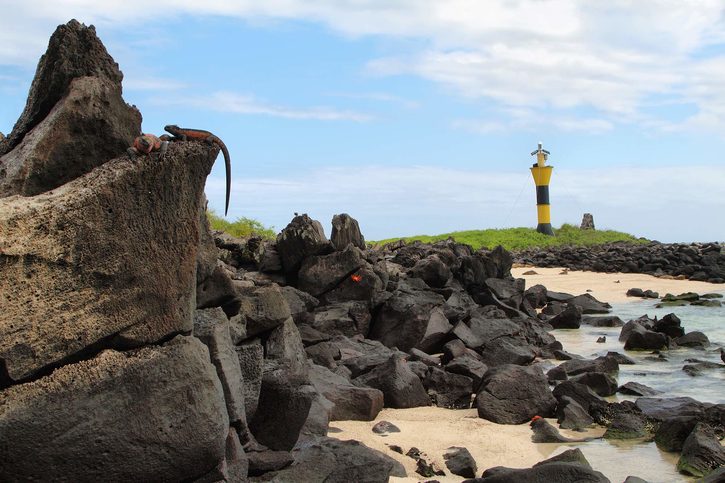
[{"x1": 580, "y1": 213, "x2": 595, "y2": 230}]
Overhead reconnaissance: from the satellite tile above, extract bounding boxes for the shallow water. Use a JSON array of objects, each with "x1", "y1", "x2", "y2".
[
  {"x1": 552, "y1": 293, "x2": 725, "y2": 404},
  {"x1": 548, "y1": 292, "x2": 725, "y2": 481}
]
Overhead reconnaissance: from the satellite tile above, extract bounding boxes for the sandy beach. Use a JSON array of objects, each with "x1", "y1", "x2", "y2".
[
  {"x1": 331, "y1": 408, "x2": 605, "y2": 483},
  {"x1": 511, "y1": 266, "x2": 725, "y2": 304},
  {"x1": 334, "y1": 269, "x2": 724, "y2": 482}
]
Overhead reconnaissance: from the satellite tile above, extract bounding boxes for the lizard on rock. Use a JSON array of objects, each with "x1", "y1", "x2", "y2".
[
  {"x1": 164, "y1": 125, "x2": 232, "y2": 216},
  {"x1": 127, "y1": 133, "x2": 168, "y2": 159}
]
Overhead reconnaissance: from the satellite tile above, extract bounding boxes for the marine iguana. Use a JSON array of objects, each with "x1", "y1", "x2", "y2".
[
  {"x1": 127, "y1": 133, "x2": 168, "y2": 159},
  {"x1": 163, "y1": 125, "x2": 232, "y2": 216}
]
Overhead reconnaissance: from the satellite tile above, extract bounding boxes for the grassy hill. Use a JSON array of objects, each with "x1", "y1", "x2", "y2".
[
  {"x1": 206, "y1": 211, "x2": 276, "y2": 239},
  {"x1": 373, "y1": 224, "x2": 647, "y2": 252}
]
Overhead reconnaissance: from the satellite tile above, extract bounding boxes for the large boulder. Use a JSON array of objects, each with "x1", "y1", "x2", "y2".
[
  {"x1": 310, "y1": 302, "x2": 372, "y2": 338},
  {"x1": 308, "y1": 363, "x2": 384, "y2": 421},
  {"x1": 265, "y1": 317, "x2": 308, "y2": 375},
  {"x1": 476, "y1": 364, "x2": 557, "y2": 424},
  {"x1": 566, "y1": 294, "x2": 611, "y2": 314},
  {"x1": 369, "y1": 285, "x2": 445, "y2": 351},
  {"x1": 276, "y1": 214, "x2": 331, "y2": 276},
  {"x1": 677, "y1": 423, "x2": 725, "y2": 478},
  {"x1": 254, "y1": 437, "x2": 406, "y2": 482},
  {"x1": 352, "y1": 355, "x2": 430, "y2": 409},
  {"x1": 548, "y1": 304, "x2": 582, "y2": 329},
  {"x1": 233, "y1": 284, "x2": 291, "y2": 339},
  {"x1": 249, "y1": 363, "x2": 314, "y2": 451},
  {"x1": 415, "y1": 307, "x2": 453, "y2": 353},
  {"x1": 330, "y1": 213, "x2": 365, "y2": 250},
  {"x1": 0, "y1": 141, "x2": 215, "y2": 382},
  {"x1": 298, "y1": 245, "x2": 366, "y2": 297},
  {"x1": 0, "y1": 20, "x2": 129, "y2": 157},
  {"x1": 0, "y1": 336, "x2": 229, "y2": 482}
]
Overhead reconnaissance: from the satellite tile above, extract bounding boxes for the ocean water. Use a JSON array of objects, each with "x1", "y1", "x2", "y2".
[{"x1": 547, "y1": 292, "x2": 725, "y2": 482}]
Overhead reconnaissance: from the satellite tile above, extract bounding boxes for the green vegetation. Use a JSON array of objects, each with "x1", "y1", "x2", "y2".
[
  {"x1": 373, "y1": 223, "x2": 647, "y2": 251},
  {"x1": 206, "y1": 210, "x2": 276, "y2": 239}
]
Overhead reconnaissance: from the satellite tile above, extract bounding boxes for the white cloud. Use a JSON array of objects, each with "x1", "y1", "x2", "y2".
[
  {"x1": 153, "y1": 91, "x2": 373, "y2": 121},
  {"x1": 204, "y1": 164, "x2": 725, "y2": 242},
  {"x1": 2, "y1": 1, "x2": 725, "y2": 131}
]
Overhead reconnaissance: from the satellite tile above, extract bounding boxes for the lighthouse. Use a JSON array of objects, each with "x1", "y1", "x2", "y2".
[{"x1": 530, "y1": 142, "x2": 554, "y2": 236}]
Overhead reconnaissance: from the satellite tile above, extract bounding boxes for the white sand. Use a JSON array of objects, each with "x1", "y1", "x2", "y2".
[
  {"x1": 511, "y1": 266, "x2": 725, "y2": 304},
  {"x1": 331, "y1": 408, "x2": 604, "y2": 482}
]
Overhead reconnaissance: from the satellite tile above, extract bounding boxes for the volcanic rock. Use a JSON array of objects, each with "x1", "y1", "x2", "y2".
[{"x1": 476, "y1": 364, "x2": 556, "y2": 424}]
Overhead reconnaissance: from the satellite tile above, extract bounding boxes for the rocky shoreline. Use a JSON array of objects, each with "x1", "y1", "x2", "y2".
[
  {"x1": 513, "y1": 241, "x2": 725, "y2": 284},
  {"x1": 0, "y1": 20, "x2": 723, "y2": 483}
]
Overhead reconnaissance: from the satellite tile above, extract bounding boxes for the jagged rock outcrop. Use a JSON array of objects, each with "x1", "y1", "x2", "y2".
[
  {"x1": 330, "y1": 213, "x2": 365, "y2": 250},
  {"x1": 0, "y1": 20, "x2": 140, "y2": 195},
  {"x1": 0, "y1": 336, "x2": 229, "y2": 482}
]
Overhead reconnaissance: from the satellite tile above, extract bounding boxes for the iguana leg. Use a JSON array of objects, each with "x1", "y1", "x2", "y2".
[
  {"x1": 159, "y1": 140, "x2": 169, "y2": 159},
  {"x1": 127, "y1": 147, "x2": 139, "y2": 160}
]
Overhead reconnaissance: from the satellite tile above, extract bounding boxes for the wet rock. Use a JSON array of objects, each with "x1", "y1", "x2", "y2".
[
  {"x1": 581, "y1": 315, "x2": 624, "y2": 327},
  {"x1": 476, "y1": 364, "x2": 556, "y2": 424},
  {"x1": 677, "y1": 423, "x2": 725, "y2": 478},
  {"x1": 618, "y1": 382, "x2": 662, "y2": 397},
  {"x1": 626, "y1": 288, "x2": 659, "y2": 299},
  {"x1": 652, "y1": 313, "x2": 685, "y2": 338},
  {"x1": 548, "y1": 304, "x2": 582, "y2": 329},
  {"x1": 604, "y1": 412, "x2": 649, "y2": 440},
  {"x1": 606, "y1": 351, "x2": 637, "y2": 365},
  {"x1": 654, "y1": 416, "x2": 698, "y2": 452},
  {"x1": 557, "y1": 396, "x2": 594, "y2": 430},
  {"x1": 635, "y1": 397, "x2": 710, "y2": 422},
  {"x1": 530, "y1": 417, "x2": 581, "y2": 443},
  {"x1": 675, "y1": 331, "x2": 710, "y2": 348},
  {"x1": 352, "y1": 355, "x2": 430, "y2": 409},
  {"x1": 683, "y1": 361, "x2": 722, "y2": 376},
  {"x1": 524, "y1": 284, "x2": 548, "y2": 309},
  {"x1": 330, "y1": 213, "x2": 365, "y2": 250},
  {"x1": 552, "y1": 381, "x2": 608, "y2": 420},
  {"x1": 1, "y1": 141, "x2": 215, "y2": 382},
  {"x1": 569, "y1": 372, "x2": 618, "y2": 397},
  {"x1": 566, "y1": 294, "x2": 612, "y2": 314},
  {"x1": 623, "y1": 324, "x2": 669, "y2": 351},
  {"x1": 558, "y1": 356, "x2": 619, "y2": 376},
  {"x1": 0, "y1": 336, "x2": 228, "y2": 482},
  {"x1": 444, "y1": 446, "x2": 477, "y2": 478}
]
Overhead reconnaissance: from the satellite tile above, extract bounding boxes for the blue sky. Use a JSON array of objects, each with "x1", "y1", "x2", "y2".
[{"x1": 1, "y1": 1, "x2": 724, "y2": 242}]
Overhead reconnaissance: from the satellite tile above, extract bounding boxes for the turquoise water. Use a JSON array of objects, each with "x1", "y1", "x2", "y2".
[{"x1": 548, "y1": 293, "x2": 725, "y2": 482}]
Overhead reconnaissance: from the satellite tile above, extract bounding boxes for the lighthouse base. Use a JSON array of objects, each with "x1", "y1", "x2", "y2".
[{"x1": 536, "y1": 223, "x2": 554, "y2": 236}]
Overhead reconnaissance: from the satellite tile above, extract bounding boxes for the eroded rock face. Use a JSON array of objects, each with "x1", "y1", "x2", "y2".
[
  {"x1": 331, "y1": 213, "x2": 365, "y2": 250},
  {"x1": 476, "y1": 364, "x2": 556, "y2": 424},
  {"x1": 0, "y1": 142, "x2": 216, "y2": 382},
  {"x1": 0, "y1": 76, "x2": 140, "y2": 197},
  {"x1": 0, "y1": 336, "x2": 229, "y2": 482},
  {"x1": 0, "y1": 20, "x2": 126, "y2": 156}
]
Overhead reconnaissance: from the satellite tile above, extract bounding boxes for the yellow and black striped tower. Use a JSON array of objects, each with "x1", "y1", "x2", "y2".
[{"x1": 530, "y1": 142, "x2": 554, "y2": 236}]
